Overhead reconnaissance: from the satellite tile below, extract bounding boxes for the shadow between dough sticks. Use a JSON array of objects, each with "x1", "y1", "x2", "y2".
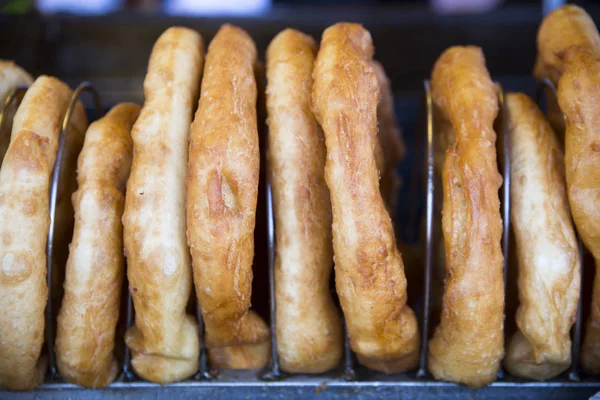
[{"x1": 372, "y1": 60, "x2": 406, "y2": 220}]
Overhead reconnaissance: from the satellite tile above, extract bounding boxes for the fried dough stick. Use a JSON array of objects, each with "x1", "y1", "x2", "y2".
[
  {"x1": 427, "y1": 46, "x2": 504, "y2": 388},
  {"x1": 311, "y1": 23, "x2": 420, "y2": 374},
  {"x1": 503, "y1": 93, "x2": 579, "y2": 381},
  {"x1": 56, "y1": 103, "x2": 140, "y2": 388},
  {"x1": 123, "y1": 27, "x2": 204, "y2": 383},
  {"x1": 266, "y1": 28, "x2": 342, "y2": 373},
  {"x1": 187, "y1": 24, "x2": 270, "y2": 370}
]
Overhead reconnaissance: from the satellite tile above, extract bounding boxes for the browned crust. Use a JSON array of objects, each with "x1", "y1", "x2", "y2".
[
  {"x1": 266, "y1": 28, "x2": 343, "y2": 373},
  {"x1": 427, "y1": 46, "x2": 504, "y2": 388},
  {"x1": 535, "y1": 5, "x2": 600, "y2": 86},
  {"x1": 557, "y1": 45, "x2": 600, "y2": 375},
  {"x1": 311, "y1": 23, "x2": 419, "y2": 374},
  {"x1": 0, "y1": 60, "x2": 33, "y2": 167},
  {"x1": 187, "y1": 24, "x2": 269, "y2": 370},
  {"x1": 0, "y1": 60, "x2": 32, "y2": 107},
  {"x1": 535, "y1": 5, "x2": 600, "y2": 134},
  {"x1": 55, "y1": 103, "x2": 140, "y2": 388},
  {"x1": 122, "y1": 27, "x2": 204, "y2": 383},
  {"x1": 503, "y1": 93, "x2": 580, "y2": 381},
  {"x1": 0, "y1": 76, "x2": 87, "y2": 391}
]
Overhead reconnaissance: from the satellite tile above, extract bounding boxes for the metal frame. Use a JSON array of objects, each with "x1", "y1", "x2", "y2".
[
  {"x1": 262, "y1": 170, "x2": 283, "y2": 381},
  {"x1": 1, "y1": 78, "x2": 599, "y2": 399},
  {"x1": 45, "y1": 81, "x2": 105, "y2": 379},
  {"x1": 12, "y1": 377, "x2": 598, "y2": 400},
  {"x1": 417, "y1": 80, "x2": 434, "y2": 379}
]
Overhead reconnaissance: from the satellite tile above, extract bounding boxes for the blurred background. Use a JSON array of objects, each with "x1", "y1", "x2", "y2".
[{"x1": 0, "y1": 0, "x2": 579, "y2": 15}]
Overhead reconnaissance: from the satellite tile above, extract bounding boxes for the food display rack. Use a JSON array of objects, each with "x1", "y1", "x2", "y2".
[{"x1": 2, "y1": 2, "x2": 600, "y2": 399}]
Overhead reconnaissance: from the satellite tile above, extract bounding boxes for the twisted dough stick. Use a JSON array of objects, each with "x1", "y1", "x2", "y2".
[
  {"x1": 266, "y1": 28, "x2": 342, "y2": 373},
  {"x1": 503, "y1": 93, "x2": 580, "y2": 381},
  {"x1": 56, "y1": 103, "x2": 140, "y2": 388},
  {"x1": 0, "y1": 76, "x2": 87, "y2": 391},
  {"x1": 187, "y1": 24, "x2": 269, "y2": 370},
  {"x1": 311, "y1": 23, "x2": 420, "y2": 374},
  {"x1": 557, "y1": 46, "x2": 600, "y2": 375},
  {"x1": 427, "y1": 46, "x2": 504, "y2": 388},
  {"x1": 123, "y1": 27, "x2": 204, "y2": 383}
]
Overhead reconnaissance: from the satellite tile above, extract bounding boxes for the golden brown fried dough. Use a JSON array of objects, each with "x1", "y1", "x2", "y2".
[
  {"x1": 266, "y1": 28, "x2": 342, "y2": 373},
  {"x1": 535, "y1": 5, "x2": 600, "y2": 86},
  {"x1": 187, "y1": 24, "x2": 269, "y2": 370},
  {"x1": 556, "y1": 46, "x2": 600, "y2": 375},
  {"x1": 56, "y1": 103, "x2": 140, "y2": 388},
  {"x1": 0, "y1": 61, "x2": 32, "y2": 184},
  {"x1": 0, "y1": 76, "x2": 86, "y2": 391},
  {"x1": 535, "y1": 5, "x2": 600, "y2": 135},
  {"x1": 503, "y1": 93, "x2": 580, "y2": 381},
  {"x1": 427, "y1": 46, "x2": 504, "y2": 388},
  {"x1": 311, "y1": 22, "x2": 420, "y2": 374},
  {"x1": 122, "y1": 27, "x2": 204, "y2": 383},
  {"x1": 0, "y1": 60, "x2": 32, "y2": 108}
]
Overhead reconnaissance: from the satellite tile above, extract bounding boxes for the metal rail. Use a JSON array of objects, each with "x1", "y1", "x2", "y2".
[
  {"x1": 261, "y1": 171, "x2": 283, "y2": 381},
  {"x1": 45, "y1": 82, "x2": 104, "y2": 378},
  {"x1": 417, "y1": 80, "x2": 434, "y2": 379}
]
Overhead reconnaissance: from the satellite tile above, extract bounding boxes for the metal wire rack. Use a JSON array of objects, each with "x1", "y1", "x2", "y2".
[
  {"x1": 45, "y1": 81, "x2": 105, "y2": 380},
  {"x1": 1, "y1": 79, "x2": 599, "y2": 399}
]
